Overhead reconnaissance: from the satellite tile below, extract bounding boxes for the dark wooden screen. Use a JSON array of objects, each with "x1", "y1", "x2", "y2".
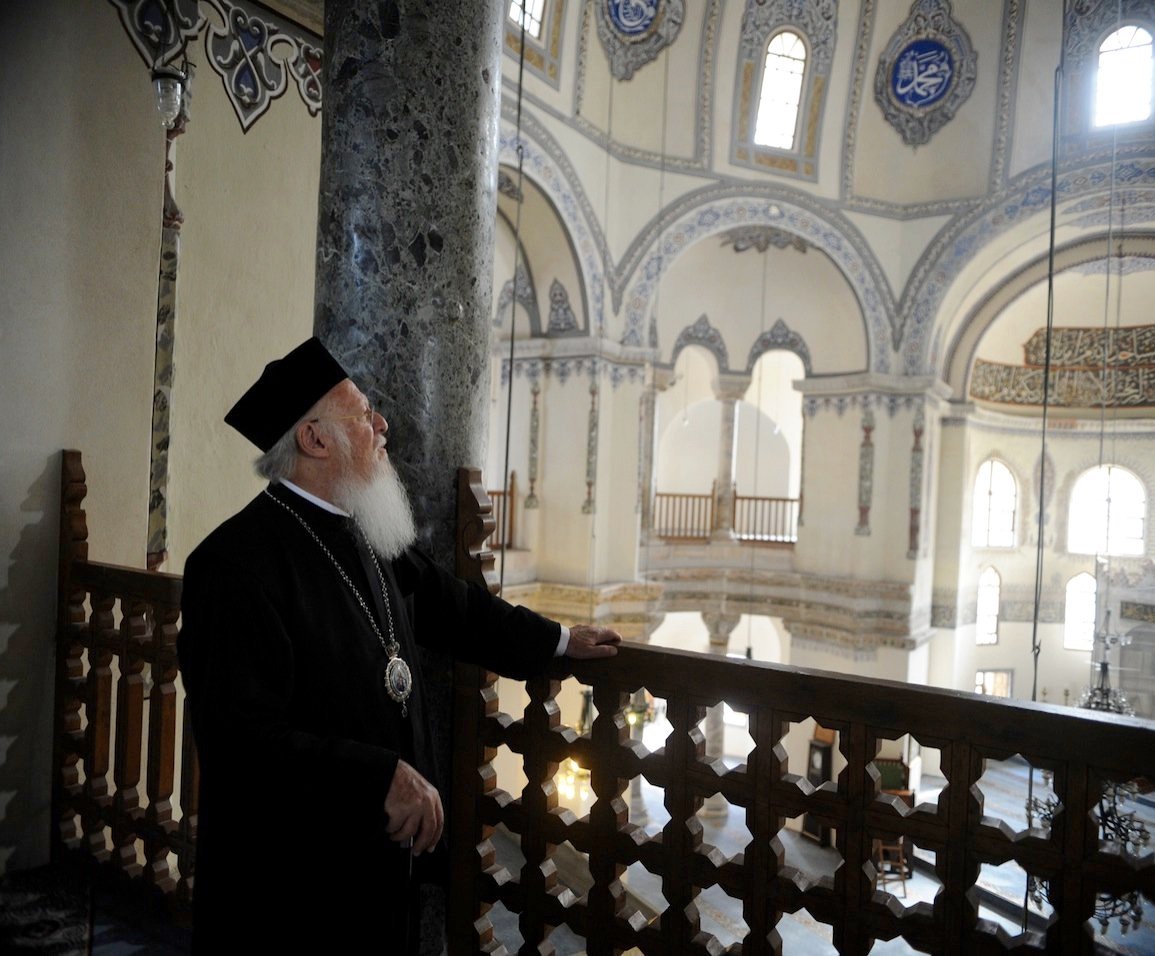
[{"x1": 450, "y1": 478, "x2": 1155, "y2": 955}]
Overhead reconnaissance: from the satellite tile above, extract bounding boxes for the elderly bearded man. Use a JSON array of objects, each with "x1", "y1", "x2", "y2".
[{"x1": 178, "y1": 338, "x2": 620, "y2": 952}]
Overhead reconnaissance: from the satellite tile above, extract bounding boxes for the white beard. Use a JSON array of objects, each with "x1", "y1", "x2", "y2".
[{"x1": 334, "y1": 456, "x2": 418, "y2": 561}]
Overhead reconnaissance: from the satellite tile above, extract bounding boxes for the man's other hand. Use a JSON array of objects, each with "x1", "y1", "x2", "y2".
[
  {"x1": 384, "y1": 759, "x2": 444, "y2": 854},
  {"x1": 565, "y1": 624, "x2": 622, "y2": 659}
]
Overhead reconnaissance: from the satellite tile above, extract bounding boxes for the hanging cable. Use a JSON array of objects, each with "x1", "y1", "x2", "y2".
[{"x1": 497, "y1": 4, "x2": 532, "y2": 593}]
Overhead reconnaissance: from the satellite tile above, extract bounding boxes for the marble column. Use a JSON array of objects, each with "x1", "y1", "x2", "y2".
[
  {"x1": 315, "y1": 0, "x2": 504, "y2": 559},
  {"x1": 700, "y1": 611, "x2": 740, "y2": 818},
  {"x1": 712, "y1": 375, "x2": 749, "y2": 540},
  {"x1": 313, "y1": 3, "x2": 506, "y2": 952}
]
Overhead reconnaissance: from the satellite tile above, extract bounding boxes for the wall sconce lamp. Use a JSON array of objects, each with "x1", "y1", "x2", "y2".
[{"x1": 151, "y1": 62, "x2": 187, "y2": 129}]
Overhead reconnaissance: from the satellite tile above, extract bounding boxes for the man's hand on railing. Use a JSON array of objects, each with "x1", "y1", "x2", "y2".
[
  {"x1": 385, "y1": 759, "x2": 444, "y2": 855},
  {"x1": 564, "y1": 624, "x2": 622, "y2": 659}
]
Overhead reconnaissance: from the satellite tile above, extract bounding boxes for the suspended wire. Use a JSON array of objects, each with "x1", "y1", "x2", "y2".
[{"x1": 497, "y1": 4, "x2": 531, "y2": 593}]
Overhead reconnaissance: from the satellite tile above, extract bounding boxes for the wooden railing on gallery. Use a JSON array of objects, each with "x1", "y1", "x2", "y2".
[
  {"x1": 53, "y1": 450, "x2": 196, "y2": 916},
  {"x1": 450, "y1": 476, "x2": 1155, "y2": 955},
  {"x1": 733, "y1": 493, "x2": 800, "y2": 544},
  {"x1": 487, "y1": 470, "x2": 518, "y2": 550},
  {"x1": 652, "y1": 483, "x2": 715, "y2": 541}
]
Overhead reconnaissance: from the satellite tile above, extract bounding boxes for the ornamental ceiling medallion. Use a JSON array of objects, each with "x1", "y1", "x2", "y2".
[
  {"x1": 873, "y1": 0, "x2": 977, "y2": 147},
  {"x1": 596, "y1": 0, "x2": 686, "y2": 81}
]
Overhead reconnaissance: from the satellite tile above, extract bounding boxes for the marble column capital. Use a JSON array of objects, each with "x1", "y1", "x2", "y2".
[
  {"x1": 714, "y1": 372, "x2": 751, "y2": 403},
  {"x1": 702, "y1": 612, "x2": 741, "y2": 648}
]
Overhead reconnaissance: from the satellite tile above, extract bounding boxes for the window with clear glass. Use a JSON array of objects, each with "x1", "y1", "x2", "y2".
[
  {"x1": 975, "y1": 567, "x2": 1001, "y2": 645},
  {"x1": 975, "y1": 669, "x2": 1013, "y2": 698},
  {"x1": 1094, "y1": 25, "x2": 1153, "y2": 127},
  {"x1": 754, "y1": 31, "x2": 806, "y2": 150},
  {"x1": 971, "y1": 459, "x2": 1017, "y2": 548},
  {"x1": 508, "y1": 0, "x2": 545, "y2": 39},
  {"x1": 1064, "y1": 572, "x2": 1097, "y2": 651},
  {"x1": 1067, "y1": 464, "x2": 1147, "y2": 556}
]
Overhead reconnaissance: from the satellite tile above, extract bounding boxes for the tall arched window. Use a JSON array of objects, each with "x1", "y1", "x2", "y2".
[
  {"x1": 1064, "y1": 572, "x2": 1098, "y2": 651},
  {"x1": 508, "y1": 0, "x2": 545, "y2": 39},
  {"x1": 975, "y1": 567, "x2": 1001, "y2": 645},
  {"x1": 1067, "y1": 465, "x2": 1147, "y2": 556},
  {"x1": 754, "y1": 31, "x2": 807, "y2": 150},
  {"x1": 1094, "y1": 25, "x2": 1153, "y2": 127},
  {"x1": 971, "y1": 459, "x2": 1017, "y2": 548}
]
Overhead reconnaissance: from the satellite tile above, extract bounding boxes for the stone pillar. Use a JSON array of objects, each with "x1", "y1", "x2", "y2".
[
  {"x1": 712, "y1": 374, "x2": 749, "y2": 540},
  {"x1": 313, "y1": 3, "x2": 505, "y2": 952},
  {"x1": 315, "y1": 0, "x2": 504, "y2": 558},
  {"x1": 700, "y1": 611, "x2": 740, "y2": 817}
]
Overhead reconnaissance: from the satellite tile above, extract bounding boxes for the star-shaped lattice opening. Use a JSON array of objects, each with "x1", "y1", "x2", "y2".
[
  {"x1": 549, "y1": 677, "x2": 596, "y2": 743},
  {"x1": 622, "y1": 772, "x2": 670, "y2": 842},
  {"x1": 868, "y1": 733, "x2": 944, "y2": 814},
  {"x1": 487, "y1": 675, "x2": 528, "y2": 728},
  {"x1": 690, "y1": 792, "x2": 751, "y2": 866},
  {"x1": 481, "y1": 742, "x2": 526, "y2": 806},
  {"x1": 769, "y1": 907, "x2": 837, "y2": 953},
  {"x1": 972, "y1": 753, "x2": 1061, "y2": 840},
  {"x1": 687, "y1": 883, "x2": 748, "y2": 950},
  {"x1": 541, "y1": 839, "x2": 592, "y2": 907},
  {"x1": 617, "y1": 686, "x2": 671, "y2": 757},
  {"x1": 776, "y1": 717, "x2": 842, "y2": 794},
  {"x1": 772, "y1": 812, "x2": 841, "y2": 891},
  {"x1": 476, "y1": 899, "x2": 523, "y2": 953},
  {"x1": 691, "y1": 701, "x2": 755, "y2": 776},
  {"x1": 620, "y1": 858, "x2": 669, "y2": 929},
  {"x1": 864, "y1": 833, "x2": 940, "y2": 915},
  {"x1": 967, "y1": 858, "x2": 1057, "y2": 944},
  {"x1": 1090, "y1": 774, "x2": 1153, "y2": 866},
  {"x1": 551, "y1": 756, "x2": 598, "y2": 822}
]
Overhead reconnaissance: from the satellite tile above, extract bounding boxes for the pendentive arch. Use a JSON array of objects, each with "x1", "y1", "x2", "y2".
[
  {"x1": 616, "y1": 183, "x2": 895, "y2": 372},
  {"x1": 899, "y1": 154, "x2": 1155, "y2": 375},
  {"x1": 497, "y1": 111, "x2": 608, "y2": 336},
  {"x1": 941, "y1": 232, "x2": 1155, "y2": 398}
]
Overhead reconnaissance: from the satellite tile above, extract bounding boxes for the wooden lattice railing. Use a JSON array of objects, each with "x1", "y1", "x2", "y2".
[
  {"x1": 451, "y1": 472, "x2": 1155, "y2": 955},
  {"x1": 53, "y1": 450, "x2": 196, "y2": 914}
]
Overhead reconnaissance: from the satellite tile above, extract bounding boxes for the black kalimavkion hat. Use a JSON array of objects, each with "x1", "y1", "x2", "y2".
[{"x1": 224, "y1": 337, "x2": 349, "y2": 451}]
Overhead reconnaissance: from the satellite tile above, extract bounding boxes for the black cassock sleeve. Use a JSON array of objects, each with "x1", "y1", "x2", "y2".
[{"x1": 390, "y1": 547, "x2": 563, "y2": 680}]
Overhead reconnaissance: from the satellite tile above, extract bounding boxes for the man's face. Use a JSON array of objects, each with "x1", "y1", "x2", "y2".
[{"x1": 321, "y1": 379, "x2": 388, "y2": 484}]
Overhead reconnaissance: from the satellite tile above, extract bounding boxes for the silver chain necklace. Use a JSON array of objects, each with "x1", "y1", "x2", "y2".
[{"x1": 264, "y1": 489, "x2": 413, "y2": 715}]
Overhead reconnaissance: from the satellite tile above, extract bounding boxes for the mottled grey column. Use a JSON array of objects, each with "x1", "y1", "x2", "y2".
[
  {"x1": 315, "y1": 0, "x2": 503, "y2": 555},
  {"x1": 313, "y1": 1, "x2": 505, "y2": 951}
]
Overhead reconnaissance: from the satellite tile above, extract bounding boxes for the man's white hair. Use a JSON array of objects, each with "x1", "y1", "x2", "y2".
[{"x1": 254, "y1": 423, "x2": 303, "y2": 482}]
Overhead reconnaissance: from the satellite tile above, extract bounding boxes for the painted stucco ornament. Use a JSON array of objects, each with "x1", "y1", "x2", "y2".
[
  {"x1": 874, "y1": 0, "x2": 977, "y2": 146},
  {"x1": 596, "y1": 0, "x2": 685, "y2": 81}
]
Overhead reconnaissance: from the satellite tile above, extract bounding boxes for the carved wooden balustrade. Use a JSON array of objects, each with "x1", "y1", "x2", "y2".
[
  {"x1": 452, "y1": 476, "x2": 1155, "y2": 955},
  {"x1": 53, "y1": 450, "x2": 196, "y2": 914}
]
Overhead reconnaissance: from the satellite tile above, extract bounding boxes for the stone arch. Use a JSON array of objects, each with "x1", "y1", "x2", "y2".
[
  {"x1": 617, "y1": 183, "x2": 894, "y2": 372},
  {"x1": 670, "y1": 315, "x2": 730, "y2": 373},
  {"x1": 746, "y1": 318, "x2": 813, "y2": 375}
]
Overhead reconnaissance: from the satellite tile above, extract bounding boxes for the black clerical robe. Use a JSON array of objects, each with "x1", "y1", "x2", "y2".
[{"x1": 178, "y1": 482, "x2": 560, "y2": 951}]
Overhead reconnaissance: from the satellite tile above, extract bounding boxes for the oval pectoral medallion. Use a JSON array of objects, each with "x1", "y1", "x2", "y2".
[{"x1": 384, "y1": 655, "x2": 413, "y2": 709}]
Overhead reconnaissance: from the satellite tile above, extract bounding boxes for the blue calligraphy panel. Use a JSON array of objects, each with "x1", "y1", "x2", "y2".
[
  {"x1": 891, "y1": 38, "x2": 953, "y2": 109},
  {"x1": 608, "y1": 0, "x2": 658, "y2": 37}
]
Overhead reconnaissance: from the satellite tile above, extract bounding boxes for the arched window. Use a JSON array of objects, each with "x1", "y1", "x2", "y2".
[
  {"x1": 971, "y1": 459, "x2": 1017, "y2": 548},
  {"x1": 754, "y1": 31, "x2": 807, "y2": 149},
  {"x1": 975, "y1": 567, "x2": 1001, "y2": 645},
  {"x1": 1094, "y1": 25, "x2": 1153, "y2": 127},
  {"x1": 1067, "y1": 465, "x2": 1147, "y2": 556},
  {"x1": 1064, "y1": 572, "x2": 1097, "y2": 651},
  {"x1": 508, "y1": 0, "x2": 545, "y2": 39}
]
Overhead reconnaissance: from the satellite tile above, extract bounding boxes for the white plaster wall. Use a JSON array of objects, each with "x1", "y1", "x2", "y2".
[
  {"x1": 0, "y1": 1, "x2": 162, "y2": 872},
  {"x1": 164, "y1": 37, "x2": 320, "y2": 571}
]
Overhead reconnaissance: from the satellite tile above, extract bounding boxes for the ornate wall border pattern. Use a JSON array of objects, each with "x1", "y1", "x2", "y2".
[
  {"x1": 902, "y1": 149, "x2": 1155, "y2": 374},
  {"x1": 109, "y1": 0, "x2": 321, "y2": 133},
  {"x1": 501, "y1": 355, "x2": 647, "y2": 390},
  {"x1": 494, "y1": 261, "x2": 542, "y2": 334},
  {"x1": 499, "y1": 112, "x2": 609, "y2": 336},
  {"x1": 617, "y1": 184, "x2": 896, "y2": 369},
  {"x1": 570, "y1": 0, "x2": 719, "y2": 173},
  {"x1": 670, "y1": 314, "x2": 729, "y2": 371},
  {"x1": 746, "y1": 318, "x2": 813, "y2": 374},
  {"x1": 803, "y1": 392, "x2": 923, "y2": 418}
]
